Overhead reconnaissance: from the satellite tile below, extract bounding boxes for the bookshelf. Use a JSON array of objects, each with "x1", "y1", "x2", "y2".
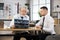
[{"x1": 52, "y1": 11, "x2": 60, "y2": 26}]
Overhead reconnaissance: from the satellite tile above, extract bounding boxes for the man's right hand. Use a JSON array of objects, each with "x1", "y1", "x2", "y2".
[{"x1": 35, "y1": 25, "x2": 42, "y2": 29}]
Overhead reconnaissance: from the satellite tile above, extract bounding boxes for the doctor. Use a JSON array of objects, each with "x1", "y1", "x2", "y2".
[{"x1": 35, "y1": 6, "x2": 56, "y2": 40}]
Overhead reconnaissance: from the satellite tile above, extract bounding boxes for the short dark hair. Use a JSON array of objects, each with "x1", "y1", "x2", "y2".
[{"x1": 40, "y1": 6, "x2": 48, "y2": 10}]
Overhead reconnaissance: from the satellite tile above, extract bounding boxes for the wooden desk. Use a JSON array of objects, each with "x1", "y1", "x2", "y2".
[
  {"x1": 0, "y1": 27, "x2": 41, "y2": 36},
  {"x1": 0, "y1": 27, "x2": 41, "y2": 31}
]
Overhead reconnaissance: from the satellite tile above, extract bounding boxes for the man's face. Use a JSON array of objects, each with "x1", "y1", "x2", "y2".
[
  {"x1": 20, "y1": 8, "x2": 27, "y2": 15},
  {"x1": 39, "y1": 9, "x2": 48, "y2": 16}
]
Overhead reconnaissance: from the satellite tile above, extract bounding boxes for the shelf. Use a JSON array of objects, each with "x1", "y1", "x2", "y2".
[
  {"x1": 0, "y1": 19, "x2": 12, "y2": 21},
  {"x1": 52, "y1": 11, "x2": 60, "y2": 13},
  {"x1": 54, "y1": 18, "x2": 58, "y2": 25}
]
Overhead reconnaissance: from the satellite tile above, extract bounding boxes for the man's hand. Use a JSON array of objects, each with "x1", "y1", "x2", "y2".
[{"x1": 35, "y1": 25, "x2": 42, "y2": 29}]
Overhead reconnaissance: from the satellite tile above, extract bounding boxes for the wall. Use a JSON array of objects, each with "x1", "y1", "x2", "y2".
[
  {"x1": 52, "y1": 0, "x2": 60, "y2": 11},
  {"x1": 52, "y1": 0, "x2": 60, "y2": 34}
]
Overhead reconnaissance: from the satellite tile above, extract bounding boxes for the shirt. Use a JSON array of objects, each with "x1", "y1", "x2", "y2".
[
  {"x1": 36, "y1": 14, "x2": 56, "y2": 34},
  {"x1": 10, "y1": 14, "x2": 29, "y2": 27}
]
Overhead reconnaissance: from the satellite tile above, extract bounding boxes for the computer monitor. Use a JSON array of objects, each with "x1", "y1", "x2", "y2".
[{"x1": 14, "y1": 19, "x2": 29, "y2": 29}]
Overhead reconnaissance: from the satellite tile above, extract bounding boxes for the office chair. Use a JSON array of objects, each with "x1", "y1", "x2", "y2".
[{"x1": 45, "y1": 35, "x2": 60, "y2": 40}]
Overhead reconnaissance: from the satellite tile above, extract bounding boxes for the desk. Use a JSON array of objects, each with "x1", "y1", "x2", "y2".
[
  {"x1": 0, "y1": 27, "x2": 41, "y2": 36},
  {"x1": 0, "y1": 27, "x2": 41, "y2": 31}
]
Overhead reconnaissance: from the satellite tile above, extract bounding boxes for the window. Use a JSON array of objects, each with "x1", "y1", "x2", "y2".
[
  {"x1": 30, "y1": 0, "x2": 50, "y2": 21},
  {"x1": 39, "y1": 4, "x2": 46, "y2": 9},
  {"x1": 46, "y1": 4, "x2": 50, "y2": 15},
  {"x1": 46, "y1": 0, "x2": 50, "y2": 3},
  {"x1": 33, "y1": 5, "x2": 38, "y2": 13},
  {"x1": 0, "y1": 3, "x2": 4, "y2": 10},
  {"x1": 39, "y1": 0, "x2": 46, "y2": 4},
  {"x1": 33, "y1": 13, "x2": 40, "y2": 20},
  {"x1": 33, "y1": 0, "x2": 38, "y2": 5}
]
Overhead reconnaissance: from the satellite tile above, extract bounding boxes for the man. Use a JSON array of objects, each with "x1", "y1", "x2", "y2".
[
  {"x1": 10, "y1": 6, "x2": 31, "y2": 40},
  {"x1": 35, "y1": 6, "x2": 56, "y2": 40}
]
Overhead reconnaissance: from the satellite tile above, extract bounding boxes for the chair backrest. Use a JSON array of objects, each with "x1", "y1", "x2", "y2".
[{"x1": 45, "y1": 35, "x2": 60, "y2": 40}]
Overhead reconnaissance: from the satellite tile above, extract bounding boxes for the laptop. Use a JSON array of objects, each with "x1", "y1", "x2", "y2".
[{"x1": 14, "y1": 19, "x2": 29, "y2": 29}]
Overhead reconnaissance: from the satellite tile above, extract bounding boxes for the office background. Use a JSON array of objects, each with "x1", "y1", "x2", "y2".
[{"x1": 0, "y1": 0, "x2": 60, "y2": 40}]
